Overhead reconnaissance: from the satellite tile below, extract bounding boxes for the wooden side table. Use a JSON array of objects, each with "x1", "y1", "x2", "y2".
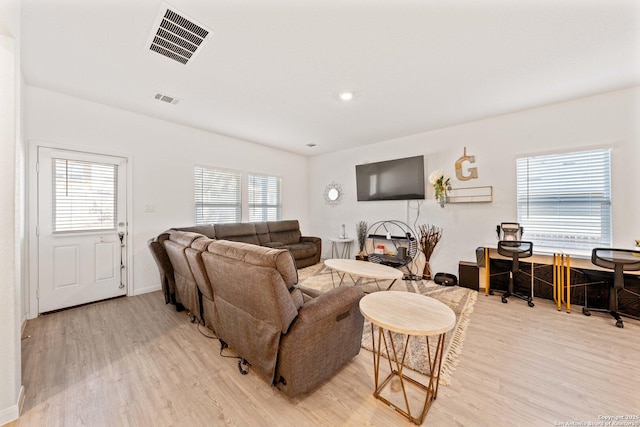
[{"x1": 359, "y1": 292, "x2": 456, "y2": 425}]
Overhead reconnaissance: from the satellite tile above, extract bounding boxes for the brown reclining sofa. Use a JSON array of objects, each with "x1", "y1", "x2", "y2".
[
  {"x1": 148, "y1": 220, "x2": 322, "y2": 311},
  {"x1": 175, "y1": 220, "x2": 321, "y2": 269},
  {"x1": 148, "y1": 225, "x2": 364, "y2": 397}
]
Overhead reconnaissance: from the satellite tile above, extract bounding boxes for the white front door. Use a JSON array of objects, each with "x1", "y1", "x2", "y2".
[{"x1": 37, "y1": 147, "x2": 128, "y2": 313}]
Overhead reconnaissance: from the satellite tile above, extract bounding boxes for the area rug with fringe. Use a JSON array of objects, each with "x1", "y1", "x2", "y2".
[{"x1": 297, "y1": 262, "x2": 477, "y2": 385}]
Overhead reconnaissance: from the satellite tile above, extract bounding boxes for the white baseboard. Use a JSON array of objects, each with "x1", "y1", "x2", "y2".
[
  {"x1": 0, "y1": 404, "x2": 18, "y2": 425},
  {"x1": 132, "y1": 284, "x2": 161, "y2": 296},
  {"x1": 0, "y1": 386, "x2": 24, "y2": 425},
  {"x1": 21, "y1": 316, "x2": 27, "y2": 336}
]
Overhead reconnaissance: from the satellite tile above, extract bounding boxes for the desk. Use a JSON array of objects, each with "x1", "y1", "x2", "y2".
[
  {"x1": 324, "y1": 258, "x2": 403, "y2": 291},
  {"x1": 359, "y1": 292, "x2": 456, "y2": 425},
  {"x1": 479, "y1": 244, "x2": 566, "y2": 309},
  {"x1": 479, "y1": 245, "x2": 640, "y2": 314},
  {"x1": 329, "y1": 237, "x2": 354, "y2": 259}
]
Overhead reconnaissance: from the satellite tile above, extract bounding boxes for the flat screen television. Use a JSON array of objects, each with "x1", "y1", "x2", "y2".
[{"x1": 356, "y1": 155, "x2": 425, "y2": 201}]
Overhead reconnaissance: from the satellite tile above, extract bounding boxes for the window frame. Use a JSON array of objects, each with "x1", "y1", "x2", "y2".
[
  {"x1": 194, "y1": 165, "x2": 283, "y2": 224},
  {"x1": 248, "y1": 172, "x2": 282, "y2": 222},
  {"x1": 52, "y1": 158, "x2": 118, "y2": 233},
  {"x1": 194, "y1": 165, "x2": 242, "y2": 225},
  {"x1": 516, "y1": 147, "x2": 612, "y2": 250}
]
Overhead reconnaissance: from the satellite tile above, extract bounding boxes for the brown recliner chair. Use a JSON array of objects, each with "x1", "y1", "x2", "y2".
[
  {"x1": 203, "y1": 240, "x2": 364, "y2": 397},
  {"x1": 163, "y1": 231, "x2": 205, "y2": 324}
]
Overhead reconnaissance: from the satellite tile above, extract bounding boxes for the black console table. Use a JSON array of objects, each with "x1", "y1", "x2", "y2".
[
  {"x1": 364, "y1": 221, "x2": 418, "y2": 269},
  {"x1": 479, "y1": 245, "x2": 640, "y2": 317}
]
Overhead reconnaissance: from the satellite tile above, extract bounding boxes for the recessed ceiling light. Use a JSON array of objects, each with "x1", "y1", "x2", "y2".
[{"x1": 339, "y1": 92, "x2": 354, "y2": 101}]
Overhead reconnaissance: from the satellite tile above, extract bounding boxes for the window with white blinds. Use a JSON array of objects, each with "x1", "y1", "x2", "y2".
[
  {"x1": 194, "y1": 166, "x2": 242, "y2": 224},
  {"x1": 248, "y1": 174, "x2": 282, "y2": 222},
  {"x1": 53, "y1": 158, "x2": 117, "y2": 232},
  {"x1": 516, "y1": 148, "x2": 611, "y2": 249}
]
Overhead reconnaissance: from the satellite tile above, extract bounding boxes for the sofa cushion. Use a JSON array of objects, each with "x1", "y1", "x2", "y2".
[
  {"x1": 190, "y1": 236, "x2": 213, "y2": 251},
  {"x1": 214, "y1": 296, "x2": 281, "y2": 380},
  {"x1": 172, "y1": 225, "x2": 216, "y2": 239},
  {"x1": 185, "y1": 237, "x2": 217, "y2": 331},
  {"x1": 262, "y1": 241, "x2": 284, "y2": 248},
  {"x1": 267, "y1": 220, "x2": 301, "y2": 246},
  {"x1": 207, "y1": 240, "x2": 298, "y2": 289},
  {"x1": 214, "y1": 223, "x2": 260, "y2": 245},
  {"x1": 267, "y1": 220, "x2": 300, "y2": 232},
  {"x1": 186, "y1": 237, "x2": 215, "y2": 301},
  {"x1": 203, "y1": 240, "x2": 301, "y2": 381},
  {"x1": 284, "y1": 242, "x2": 317, "y2": 259},
  {"x1": 254, "y1": 222, "x2": 271, "y2": 245},
  {"x1": 168, "y1": 230, "x2": 203, "y2": 247}
]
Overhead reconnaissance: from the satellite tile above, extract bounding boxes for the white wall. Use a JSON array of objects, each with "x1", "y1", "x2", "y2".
[
  {"x1": 309, "y1": 87, "x2": 640, "y2": 277},
  {"x1": 0, "y1": 0, "x2": 23, "y2": 422},
  {"x1": 25, "y1": 86, "x2": 310, "y2": 305}
]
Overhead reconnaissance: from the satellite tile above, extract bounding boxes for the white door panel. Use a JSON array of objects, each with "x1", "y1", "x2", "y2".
[
  {"x1": 95, "y1": 240, "x2": 116, "y2": 281},
  {"x1": 38, "y1": 147, "x2": 127, "y2": 313},
  {"x1": 53, "y1": 244, "x2": 79, "y2": 288}
]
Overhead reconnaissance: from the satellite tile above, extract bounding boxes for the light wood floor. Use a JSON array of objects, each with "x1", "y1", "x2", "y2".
[{"x1": 7, "y1": 290, "x2": 640, "y2": 426}]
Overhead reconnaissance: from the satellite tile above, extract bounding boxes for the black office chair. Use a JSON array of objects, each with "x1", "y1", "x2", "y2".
[
  {"x1": 583, "y1": 248, "x2": 640, "y2": 328},
  {"x1": 497, "y1": 240, "x2": 535, "y2": 307},
  {"x1": 496, "y1": 222, "x2": 523, "y2": 242}
]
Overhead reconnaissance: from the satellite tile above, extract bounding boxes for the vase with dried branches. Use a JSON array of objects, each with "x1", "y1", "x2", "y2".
[
  {"x1": 356, "y1": 221, "x2": 368, "y2": 259},
  {"x1": 418, "y1": 224, "x2": 442, "y2": 280}
]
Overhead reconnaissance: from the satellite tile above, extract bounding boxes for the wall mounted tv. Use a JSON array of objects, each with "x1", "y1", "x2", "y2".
[{"x1": 356, "y1": 155, "x2": 425, "y2": 201}]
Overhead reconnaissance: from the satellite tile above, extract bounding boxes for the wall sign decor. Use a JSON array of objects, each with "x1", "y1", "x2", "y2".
[{"x1": 455, "y1": 146, "x2": 478, "y2": 181}]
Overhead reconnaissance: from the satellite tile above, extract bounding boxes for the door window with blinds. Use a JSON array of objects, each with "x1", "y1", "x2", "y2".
[
  {"x1": 53, "y1": 158, "x2": 117, "y2": 232},
  {"x1": 248, "y1": 174, "x2": 282, "y2": 222},
  {"x1": 516, "y1": 148, "x2": 611, "y2": 249},
  {"x1": 194, "y1": 166, "x2": 242, "y2": 224}
]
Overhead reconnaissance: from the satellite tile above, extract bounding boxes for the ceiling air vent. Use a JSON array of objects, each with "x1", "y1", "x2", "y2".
[
  {"x1": 154, "y1": 92, "x2": 181, "y2": 105},
  {"x1": 146, "y1": 4, "x2": 211, "y2": 65}
]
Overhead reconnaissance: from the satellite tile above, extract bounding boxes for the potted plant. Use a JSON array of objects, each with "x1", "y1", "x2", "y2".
[
  {"x1": 419, "y1": 224, "x2": 443, "y2": 280},
  {"x1": 428, "y1": 170, "x2": 451, "y2": 208}
]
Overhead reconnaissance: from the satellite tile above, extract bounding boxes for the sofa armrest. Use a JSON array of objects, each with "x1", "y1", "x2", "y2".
[
  {"x1": 147, "y1": 238, "x2": 175, "y2": 304},
  {"x1": 294, "y1": 284, "x2": 324, "y2": 300},
  {"x1": 275, "y1": 286, "x2": 365, "y2": 396},
  {"x1": 300, "y1": 235, "x2": 321, "y2": 245},
  {"x1": 300, "y1": 236, "x2": 322, "y2": 264},
  {"x1": 295, "y1": 286, "x2": 363, "y2": 324}
]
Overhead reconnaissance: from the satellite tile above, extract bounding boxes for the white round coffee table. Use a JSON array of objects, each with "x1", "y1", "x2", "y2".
[
  {"x1": 323, "y1": 258, "x2": 403, "y2": 291},
  {"x1": 359, "y1": 291, "x2": 456, "y2": 425}
]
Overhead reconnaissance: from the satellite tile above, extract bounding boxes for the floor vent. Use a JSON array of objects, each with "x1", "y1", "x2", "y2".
[
  {"x1": 146, "y1": 4, "x2": 211, "y2": 65},
  {"x1": 154, "y1": 93, "x2": 180, "y2": 105}
]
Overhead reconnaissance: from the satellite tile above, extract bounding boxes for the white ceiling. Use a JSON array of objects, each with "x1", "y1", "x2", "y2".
[{"x1": 21, "y1": 0, "x2": 640, "y2": 156}]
